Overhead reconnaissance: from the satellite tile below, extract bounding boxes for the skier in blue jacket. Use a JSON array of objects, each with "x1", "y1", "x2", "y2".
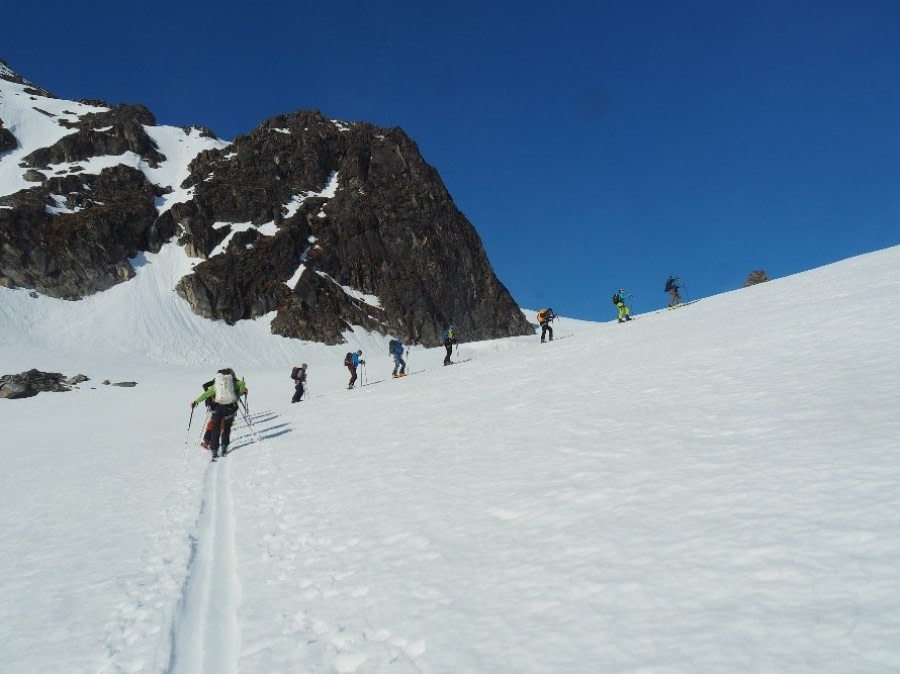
[
  {"x1": 390, "y1": 339, "x2": 407, "y2": 378},
  {"x1": 346, "y1": 350, "x2": 365, "y2": 389}
]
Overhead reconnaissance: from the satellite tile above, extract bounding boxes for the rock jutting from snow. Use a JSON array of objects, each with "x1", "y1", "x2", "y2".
[{"x1": 0, "y1": 369, "x2": 86, "y2": 399}]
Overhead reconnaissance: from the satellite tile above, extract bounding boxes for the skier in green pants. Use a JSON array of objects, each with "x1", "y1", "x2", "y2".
[{"x1": 613, "y1": 290, "x2": 632, "y2": 322}]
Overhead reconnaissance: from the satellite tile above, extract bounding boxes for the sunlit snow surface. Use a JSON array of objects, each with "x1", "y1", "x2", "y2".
[{"x1": 1, "y1": 242, "x2": 899, "y2": 672}]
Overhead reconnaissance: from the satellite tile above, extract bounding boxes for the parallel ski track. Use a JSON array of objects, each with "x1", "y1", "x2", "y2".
[{"x1": 167, "y1": 456, "x2": 241, "y2": 673}]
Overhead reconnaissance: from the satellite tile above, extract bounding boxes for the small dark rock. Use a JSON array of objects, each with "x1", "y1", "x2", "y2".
[{"x1": 744, "y1": 270, "x2": 770, "y2": 287}]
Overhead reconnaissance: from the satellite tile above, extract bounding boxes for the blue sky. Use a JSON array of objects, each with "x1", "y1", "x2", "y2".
[{"x1": 4, "y1": 1, "x2": 899, "y2": 319}]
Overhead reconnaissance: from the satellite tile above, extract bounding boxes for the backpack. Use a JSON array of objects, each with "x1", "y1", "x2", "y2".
[
  {"x1": 214, "y1": 371, "x2": 237, "y2": 405},
  {"x1": 389, "y1": 339, "x2": 399, "y2": 357},
  {"x1": 665, "y1": 278, "x2": 674, "y2": 292},
  {"x1": 537, "y1": 309, "x2": 547, "y2": 323},
  {"x1": 291, "y1": 366, "x2": 300, "y2": 379},
  {"x1": 344, "y1": 352, "x2": 353, "y2": 367},
  {"x1": 612, "y1": 293, "x2": 620, "y2": 305},
  {"x1": 201, "y1": 379, "x2": 214, "y2": 407}
]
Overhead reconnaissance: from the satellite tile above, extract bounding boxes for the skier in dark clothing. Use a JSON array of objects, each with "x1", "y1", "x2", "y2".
[
  {"x1": 536, "y1": 308, "x2": 557, "y2": 342},
  {"x1": 191, "y1": 368, "x2": 247, "y2": 459},
  {"x1": 291, "y1": 363, "x2": 307, "y2": 403},
  {"x1": 665, "y1": 275, "x2": 683, "y2": 308},
  {"x1": 442, "y1": 323, "x2": 457, "y2": 366},
  {"x1": 390, "y1": 339, "x2": 407, "y2": 378}
]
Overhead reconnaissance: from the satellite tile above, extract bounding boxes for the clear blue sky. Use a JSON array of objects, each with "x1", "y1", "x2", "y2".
[{"x1": 4, "y1": 1, "x2": 899, "y2": 319}]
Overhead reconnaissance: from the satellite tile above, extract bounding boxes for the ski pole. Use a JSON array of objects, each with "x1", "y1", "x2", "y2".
[
  {"x1": 193, "y1": 408, "x2": 211, "y2": 449},
  {"x1": 183, "y1": 406, "x2": 196, "y2": 450},
  {"x1": 683, "y1": 284, "x2": 690, "y2": 302},
  {"x1": 238, "y1": 403, "x2": 261, "y2": 443}
]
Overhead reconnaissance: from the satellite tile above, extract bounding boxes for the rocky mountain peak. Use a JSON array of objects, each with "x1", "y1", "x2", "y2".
[{"x1": 0, "y1": 61, "x2": 533, "y2": 347}]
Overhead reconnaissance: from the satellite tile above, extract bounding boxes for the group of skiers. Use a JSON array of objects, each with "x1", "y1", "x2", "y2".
[
  {"x1": 610, "y1": 275, "x2": 686, "y2": 323},
  {"x1": 191, "y1": 280, "x2": 686, "y2": 460}
]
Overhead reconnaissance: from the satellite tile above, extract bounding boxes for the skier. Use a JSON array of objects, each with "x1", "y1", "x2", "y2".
[
  {"x1": 199, "y1": 376, "x2": 235, "y2": 449},
  {"x1": 612, "y1": 290, "x2": 632, "y2": 322},
  {"x1": 536, "y1": 308, "x2": 557, "y2": 342},
  {"x1": 442, "y1": 323, "x2": 457, "y2": 366},
  {"x1": 291, "y1": 363, "x2": 307, "y2": 403},
  {"x1": 665, "y1": 275, "x2": 683, "y2": 308},
  {"x1": 345, "y1": 350, "x2": 365, "y2": 389},
  {"x1": 390, "y1": 338, "x2": 407, "y2": 378},
  {"x1": 191, "y1": 368, "x2": 247, "y2": 460}
]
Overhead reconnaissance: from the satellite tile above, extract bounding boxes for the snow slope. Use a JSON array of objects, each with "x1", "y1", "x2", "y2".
[{"x1": 1, "y1": 245, "x2": 899, "y2": 673}]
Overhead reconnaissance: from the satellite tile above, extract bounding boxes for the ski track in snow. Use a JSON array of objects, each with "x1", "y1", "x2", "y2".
[
  {"x1": 168, "y1": 445, "x2": 242, "y2": 674},
  {"x1": 235, "y1": 424, "x2": 427, "y2": 673}
]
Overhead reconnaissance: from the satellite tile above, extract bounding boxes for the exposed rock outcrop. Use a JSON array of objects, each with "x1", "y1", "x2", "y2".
[
  {"x1": 744, "y1": 270, "x2": 770, "y2": 287},
  {"x1": 0, "y1": 369, "x2": 83, "y2": 399},
  {"x1": 0, "y1": 118, "x2": 16, "y2": 153},
  {"x1": 22, "y1": 104, "x2": 165, "y2": 168},
  {"x1": 0, "y1": 165, "x2": 164, "y2": 298}
]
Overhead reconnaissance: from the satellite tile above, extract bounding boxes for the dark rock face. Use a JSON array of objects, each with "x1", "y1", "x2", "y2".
[
  {"x1": 0, "y1": 165, "x2": 163, "y2": 298},
  {"x1": 0, "y1": 65, "x2": 531, "y2": 346},
  {"x1": 172, "y1": 110, "x2": 531, "y2": 345}
]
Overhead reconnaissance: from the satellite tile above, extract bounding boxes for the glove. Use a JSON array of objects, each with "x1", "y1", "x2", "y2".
[
  {"x1": 361, "y1": 360, "x2": 366, "y2": 365},
  {"x1": 190, "y1": 401, "x2": 197, "y2": 409}
]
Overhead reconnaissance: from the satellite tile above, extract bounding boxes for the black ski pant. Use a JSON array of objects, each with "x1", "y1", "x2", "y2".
[
  {"x1": 444, "y1": 340, "x2": 453, "y2": 365},
  {"x1": 291, "y1": 382, "x2": 305, "y2": 402},
  {"x1": 209, "y1": 403, "x2": 237, "y2": 453},
  {"x1": 541, "y1": 322, "x2": 553, "y2": 341}
]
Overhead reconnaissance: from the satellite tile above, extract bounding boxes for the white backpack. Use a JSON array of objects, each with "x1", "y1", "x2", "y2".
[{"x1": 214, "y1": 372, "x2": 237, "y2": 405}]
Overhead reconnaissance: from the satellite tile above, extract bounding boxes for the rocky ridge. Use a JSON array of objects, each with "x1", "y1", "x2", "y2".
[{"x1": 0, "y1": 60, "x2": 532, "y2": 346}]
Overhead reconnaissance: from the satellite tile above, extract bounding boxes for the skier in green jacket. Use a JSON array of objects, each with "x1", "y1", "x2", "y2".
[{"x1": 190, "y1": 368, "x2": 247, "y2": 459}]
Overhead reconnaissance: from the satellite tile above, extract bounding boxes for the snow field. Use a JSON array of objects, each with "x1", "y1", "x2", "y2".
[{"x1": 1, "y1": 245, "x2": 899, "y2": 672}]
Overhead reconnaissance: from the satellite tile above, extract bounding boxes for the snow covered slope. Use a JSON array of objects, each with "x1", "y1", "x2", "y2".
[{"x1": 1, "y1": 246, "x2": 899, "y2": 673}]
